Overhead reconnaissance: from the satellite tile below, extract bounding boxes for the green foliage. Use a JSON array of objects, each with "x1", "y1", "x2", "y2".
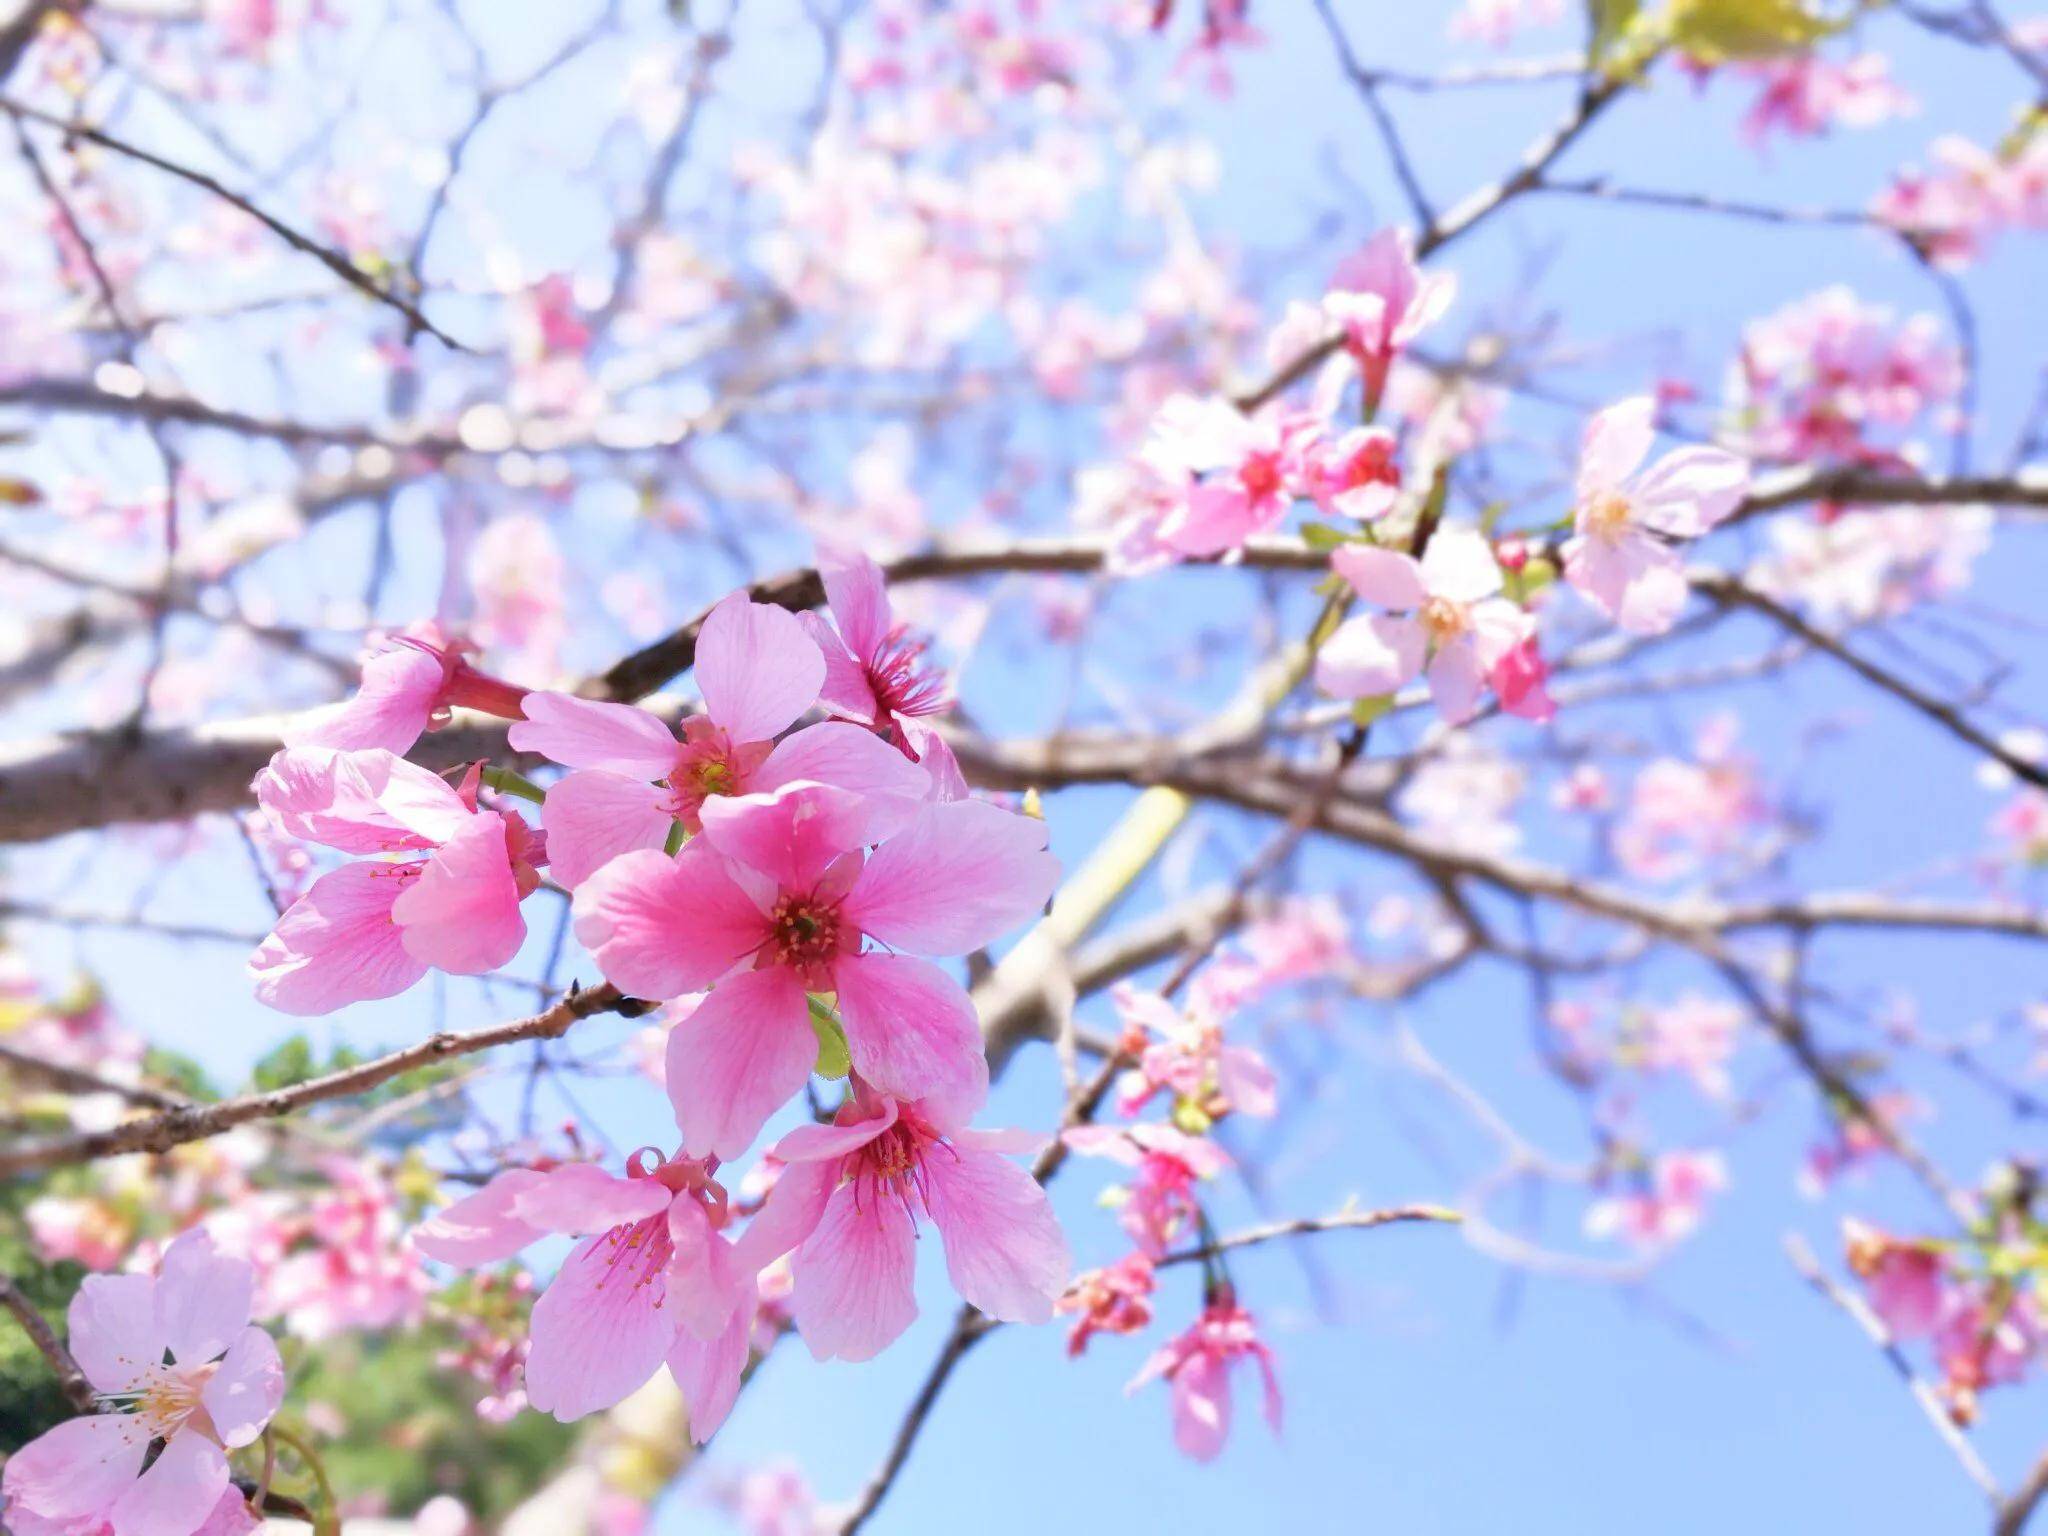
[
  {"x1": 285, "y1": 1318, "x2": 574, "y2": 1522},
  {"x1": 0, "y1": 1194, "x2": 84, "y2": 1453}
]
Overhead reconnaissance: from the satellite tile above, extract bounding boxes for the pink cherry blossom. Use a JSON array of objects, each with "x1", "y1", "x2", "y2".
[
  {"x1": 1057, "y1": 1252, "x2": 1158, "y2": 1357},
  {"x1": 1, "y1": 1231, "x2": 283, "y2": 1536},
  {"x1": 1845, "y1": 1220, "x2": 1947, "y2": 1339},
  {"x1": 1324, "y1": 228, "x2": 1456, "y2": 413},
  {"x1": 508, "y1": 594, "x2": 926, "y2": 886},
  {"x1": 1734, "y1": 53, "x2": 1913, "y2": 147},
  {"x1": 413, "y1": 1151, "x2": 751, "y2": 1438},
  {"x1": 1584, "y1": 1149, "x2": 1726, "y2": 1250},
  {"x1": 800, "y1": 555, "x2": 951, "y2": 755},
  {"x1": 1563, "y1": 397, "x2": 1750, "y2": 635},
  {"x1": 732, "y1": 1085, "x2": 1070, "y2": 1361},
  {"x1": 1110, "y1": 984, "x2": 1277, "y2": 1123},
  {"x1": 1128, "y1": 1293, "x2": 1282, "y2": 1462},
  {"x1": 1066, "y1": 1122, "x2": 1230, "y2": 1257},
  {"x1": 1141, "y1": 395, "x2": 1317, "y2": 557},
  {"x1": 575, "y1": 781, "x2": 1056, "y2": 1157},
  {"x1": 285, "y1": 624, "x2": 529, "y2": 756},
  {"x1": 248, "y1": 750, "x2": 545, "y2": 1014},
  {"x1": 1300, "y1": 425, "x2": 1402, "y2": 524},
  {"x1": 1638, "y1": 993, "x2": 1742, "y2": 1097},
  {"x1": 1316, "y1": 527, "x2": 1533, "y2": 723}
]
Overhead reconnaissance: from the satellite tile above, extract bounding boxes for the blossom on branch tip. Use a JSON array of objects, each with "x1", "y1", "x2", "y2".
[
  {"x1": 1128, "y1": 1294, "x2": 1281, "y2": 1462},
  {"x1": 286, "y1": 624, "x2": 529, "y2": 756},
  {"x1": 573, "y1": 781, "x2": 1058, "y2": 1158},
  {"x1": 0, "y1": 1231, "x2": 283, "y2": 1536},
  {"x1": 248, "y1": 751, "x2": 545, "y2": 1014},
  {"x1": 732, "y1": 1085, "x2": 1071, "y2": 1361},
  {"x1": 1562, "y1": 396, "x2": 1749, "y2": 636},
  {"x1": 1325, "y1": 228, "x2": 1456, "y2": 414},
  {"x1": 800, "y1": 554, "x2": 952, "y2": 757},
  {"x1": 412, "y1": 1150, "x2": 752, "y2": 1438},
  {"x1": 508, "y1": 592, "x2": 925, "y2": 886},
  {"x1": 1315, "y1": 527, "x2": 1534, "y2": 724}
]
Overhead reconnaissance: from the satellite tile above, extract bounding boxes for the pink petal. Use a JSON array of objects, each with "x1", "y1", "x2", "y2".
[
  {"x1": 507, "y1": 692, "x2": 679, "y2": 779},
  {"x1": 822, "y1": 555, "x2": 891, "y2": 663},
  {"x1": 729, "y1": 1157, "x2": 843, "y2": 1277},
  {"x1": 790, "y1": 1181, "x2": 919, "y2": 1362},
  {"x1": 1313, "y1": 613, "x2": 1424, "y2": 700},
  {"x1": 393, "y1": 814, "x2": 526, "y2": 975},
  {"x1": 107, "y1": 1427, "x2": 228, "y2": 1536},
  {"x1": 156, "y1": 1229, "x2": 253, "y2": 1365},
  {"x1": 1329, "y1": 546, "x2": 1426, "y2": 610},
  {"x1": 1, "y1": 1415, "x2": 147, "y2": 1524},
  {"x1": 665, "y1": 1305, "x2": 751, "y2": 1445},
  {"x1": 843, "y1": 801, "x2": 1058, "y2": 956},
  {"x1": 1160, "y1": 483, "x2": 1262, "y2": 557},
  {"x1": 800, "y1": 611, "x2": 879, "y2": 723},
  {"x1": 1578, "y1": 396, "x2": 1656, "y2": 498},
  {"x1": 249, "y1": 862, "x2": 428, "y2": 1016},
  {"x1": 1632, "y1": 445, "x2": 1750, "y2": 537},
  {"x1": 698, "y1": 781, "x2": 879, "y2": 891},
  {"x1": 255, "y1": 747, "x2": 466, "y2": 854},
  {"x1": 67, "y1": 1273, "x2": 160, "y2": 1395},
  {"x1": 539, "y1": 769, "x2": 674, "y2": 888},
  {"x1": 1168, "y1": 1350, "x2": 1233, "y2": 1462},
  {"x1": 286, "y1": 645, "x2": 445, "y2": 755},
  {"x1": 831, "y1": 953, "x2": 986, "y2": 1107},
  {"x1": 696, "y1": 594, "x2": 826, "y2": 744},
  {"x1": 511, "y1": 1164, "x2": 670, "y2": 1234},
  {"x1": 665, "y1": 967, "x2": 818, "y2": 1161},
  {"x1": 412, "y1": 1168, "x2": 549, "y2": 1266},
  {"x1": 1417, "y1": 526, "x2": 1502, "y2": 605},
  {"x1": 1425, "y1": 636, "x2": 1486, "y2": 724},
  {"x1": 523, "y1": 1234, "x2": 678, "y2": 1422},
  {"x1": 755, "y1": 721, "x2": 931, "y2": 817},
  {"x1": 664, "y1": 1198, "x2": 747, "y2": 1341},
  {"x1": 201, "y1": 1326, "x2": 284, "y2": 1448},
  {"x1": 572, "y1": 845, "x2": 769, "y2": 999},
  {"x1": 921, "y1": 1140, "x2": 1070, "y2": 1324}
]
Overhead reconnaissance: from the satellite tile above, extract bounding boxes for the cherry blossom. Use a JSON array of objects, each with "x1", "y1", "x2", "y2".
[
  {"x1": 1315, "y1": 527, "x2": 1534, "y2": 723},
  {"x1": 1066, "y1": 1122, "x2": 1230, "y2": 1257},
  {"x1": 732, "y1": 1084, "x2": 1070, "y2": 1361},
  {"x1": 1057, "y1": 1252, "x2": 1159, "y2": 1356},
  {"x1": 1, "y1": 1231, "x2": 283, "y2": 1536},
  {"x1": 1562, "y1": 396, "x2": 1750, "y2": 635},
  {"x1": 1324, "y1": 228, "x2": 1457, "y2": 414},
  {"x1": 507, "y1": 593, "x2": 924, "y2": 886},
  {"x1": 1584, "y1": 1149, "x2": 1727, "y2": 1250},
  {"x1": 412, "y1": 1151, "x2": 751, "y2": 1437},
  {"x1": 248, "y1": 751, "x2": 546, "y2": 1013},
  {"x1": 284, "y1": 624, "x2": 529, "y2": 757},
  {"x1": 799, "y1": 555, "x2": 954, "y2": 756},
  {"x1": 573, "y1": 782, "x2": 1058, "y2": 1157},
  {"x1": 1128, "y1": 1292, "x2": 1282, "y2": 1462}
]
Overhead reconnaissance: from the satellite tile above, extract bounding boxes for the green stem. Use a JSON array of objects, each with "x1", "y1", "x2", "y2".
[
  {"x1": 267, "y1": 1424, "x2": 340, "y2": 1536},
  {"x1": 480, "y1": 766, "x2": 547, "y2": 805}
]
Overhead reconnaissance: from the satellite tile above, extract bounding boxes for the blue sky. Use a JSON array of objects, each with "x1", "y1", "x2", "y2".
[{"x1": 11, "y1": 1, "x2": 2048, "y2": 1530}]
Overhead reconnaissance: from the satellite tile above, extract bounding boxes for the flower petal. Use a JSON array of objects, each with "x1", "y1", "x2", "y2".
[
  {"x1": 1, "y1": 1415, "x2": 148, "y2": 1524},
  {"x1": 921, "y1": 1138, "x2": 1070, "y2": 1324},
  {"x1": 412, "y1": 1169, "x2": 549, "y2": 1266},
  {"x1": 1313, "y1": 613, "x2": 1423, "y2": 700},
  {"x1": 201, "y1": 1326, "x2": 284, "y2": 1449},
  {"x1": 665, "y1": 1305, "x2": 751, "y2": 1445},
  {"x1": 507, "y1": 692, "x2": 679, "y2": 779},
  {"x1": 393, "y1": 814, "x2": 526, "y2": 975},
  {"x1": 285, "y1": 646, "x2": 446, "y2": 755},
  {"x1": 790, "y1": 1181, "x2": 919, "y2": 1362},
  {"x1": 67, "y1": 1272, "x2": 160, "y2": 1395},
  {"x1": 108, "y1": 1427, "x2": 228, "y2": 1536},
  {"x1": 249, "y1": 862, "x2": 429, "y2": 1015},
  {"x1": 510, "y1": 1164, "x2": 670, "y2": 1234},
  {"x1": 832, "y1": 953, "x2": 986, "y2": 1108},
  {"x1": 1329, "y1": 546, "x2": 1425, "y2": 610},
  {"x1": 539, "y1": 769, "x2": 674, "y2": 888},
  {"x1": 522, "y1": 1235, "x2": 677, "y2": 1422},
  {"x1": 696, "y1": 594, "x2": 826, "y2": 744},
  {"x1": 666, "y1": 967, "x2": 817, "y2": 1161},
  {"x1": 1578, "y1": 396, "x2": 1656, "y2": 498},
  {"x1": 572, "y1": 845, "x2": 768, "y2": 999},
  {"x1": 755, "y1": 721, "x2": 931, "y2": 822},
  {"x1": 842, "y1": 801, "x2": 1058, "y2": 956},
  {"x1": 698, "y1": 781, "x2": 879, "y2": 891},
  {"x1": 156, "y1": 1229, "x2": 253, "y2": 1365}
]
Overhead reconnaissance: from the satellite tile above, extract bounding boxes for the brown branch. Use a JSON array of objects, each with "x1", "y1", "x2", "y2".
[
  {"x1": 0, "y1": 1276, "x2": 94, "y2": 1412},
  {"x1": 0, "y1": 98, "x2": 468, "y2": 350},
  {"x1": 1999, "y1": 1448, "x2": 2048, "y2": 1536},
  {"x1": 0, "y1": 983, "x2": 623, "y2": 1178},
  {"x1": 0, "y1": 1039, "x2": 192, "y2": 1110},
  {"x1": 1154, "y1": 1204, "x2": 1463, "y2": 1268}
]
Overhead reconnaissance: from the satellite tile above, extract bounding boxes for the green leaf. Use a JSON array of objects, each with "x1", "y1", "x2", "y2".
[
  {"x1": 1350, "y1": 694, "x2": 1395, "y2": 726},
  {"x1": 1666, "y1": 0, "x2": 1849, "y2": 61},
  {"x1": 807, "y1": 996, "x2": 852, "y2": 1079}
]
